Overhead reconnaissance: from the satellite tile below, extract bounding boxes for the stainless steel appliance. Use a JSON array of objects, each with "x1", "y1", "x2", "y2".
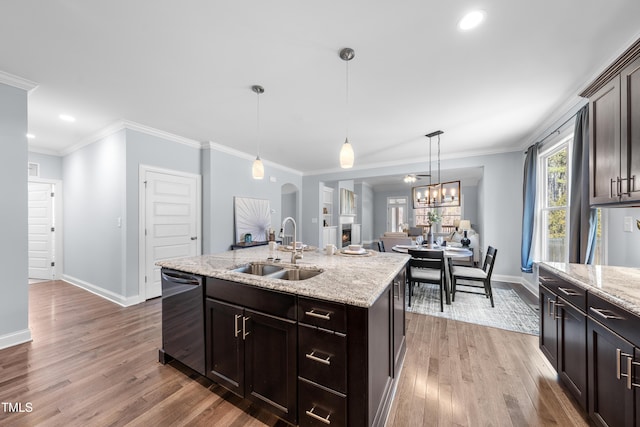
[{"x1": 159, "y1": 268, "x2": 205, "y2": 375}]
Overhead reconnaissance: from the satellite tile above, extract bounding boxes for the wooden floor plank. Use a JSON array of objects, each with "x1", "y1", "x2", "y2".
[{"x1": 0, "y1": 280, "x2": 589, "y2": 426}]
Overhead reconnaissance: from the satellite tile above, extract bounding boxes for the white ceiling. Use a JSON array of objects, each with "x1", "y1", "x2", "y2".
[{"x1": 2, "y1": 1, "x2": 640, "y2": 174}]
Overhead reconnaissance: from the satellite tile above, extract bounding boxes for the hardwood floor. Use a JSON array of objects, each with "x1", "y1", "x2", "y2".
[{"x1": 0, "y1": 280, "x2": 588, "y2": 426}]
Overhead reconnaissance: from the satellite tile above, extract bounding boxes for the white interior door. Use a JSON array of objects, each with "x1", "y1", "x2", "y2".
[
  {"x1": 28, "y1": 182, "x2": 54, "y2": 279},
  {"x1": 143, "y1": 169, "x2": 200, "y2": 299}
]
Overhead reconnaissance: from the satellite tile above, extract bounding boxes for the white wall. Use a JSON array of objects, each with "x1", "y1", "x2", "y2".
[
  {"x1": 356, "y1": 182, "x2": 374, "y2": 243},
  {"x1": 604, "y1": 206, "x2": 640, "y2": 267},
  {"x1": 202, "y1": 146, "x2": 303, "y2": 254},
  {"x1": 62, "y1": 130, "x2": 127, "y2": 300},
  {"x1": 28, "y1": 151, "x2": 63, "y2": 180},
  {"x1": 0, "y1": 83, "x2": 30, "y2": 348}
]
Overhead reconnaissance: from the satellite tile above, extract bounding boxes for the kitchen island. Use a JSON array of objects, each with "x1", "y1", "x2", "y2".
[
  {"x1": 538, "y1": 262, "x2": 640, "y2": 427},
  {"x1": 158, "y1": 246, "x2": 409, "y2": 427}
]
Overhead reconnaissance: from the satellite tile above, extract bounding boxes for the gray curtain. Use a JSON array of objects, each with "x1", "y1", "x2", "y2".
[
  {"x1": 521, "y1": 144, "x2": 538, "y2": 273},
  {"x1": 569, "y1": 105, "x2": 598, "y2": 264}
]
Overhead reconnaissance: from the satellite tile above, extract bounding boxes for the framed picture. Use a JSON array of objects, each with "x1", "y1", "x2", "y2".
[{"x1": 339, "y1": 188, "x2": 356, "y2": 215}]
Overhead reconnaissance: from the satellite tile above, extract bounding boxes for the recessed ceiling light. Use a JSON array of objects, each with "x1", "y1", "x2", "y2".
[
  {"x1": 59, "y1": 114, "x2": 76, "y2": 122},
  {"x1": 458, "y1": 10, "x2": 485, "y2": 31},
  {"x1": 26, "y1": 133, "x2": 35, "y2": 139}
]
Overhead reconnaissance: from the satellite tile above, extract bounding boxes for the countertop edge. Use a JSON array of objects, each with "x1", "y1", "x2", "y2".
[
  {"x1": 158, "y1": 249, "x2": 410, "y2": 308},
  {"x1": 539, "y1": 262, "x2": 640, "y2": 318}
]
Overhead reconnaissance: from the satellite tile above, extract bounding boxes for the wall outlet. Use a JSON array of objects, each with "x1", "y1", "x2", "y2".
[{"x1": 624, "y1": 216, "x2": 633, "y2": 232}]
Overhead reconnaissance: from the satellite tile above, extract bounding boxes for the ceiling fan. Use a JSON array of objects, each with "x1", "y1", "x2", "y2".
[{"x1": 403, "y1": 173, "x2": 431, "y2": 183}]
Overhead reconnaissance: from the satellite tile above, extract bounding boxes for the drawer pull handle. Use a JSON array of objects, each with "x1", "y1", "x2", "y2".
[
  {"x1": 306, "y1": 309, "x2": 331, "y2": 321},
  {"x1": 590, "y1": 307, "x2": 625, "y2": 320},
  {"x1": 558, "y1": 287, "x2": 581, "y2": 296},
  {"x1": 306, "y1": 350, "x2": 331, "y2": 366},
  {"x1": 305, "y1": 406, "x2": 331, "y2": 425}
]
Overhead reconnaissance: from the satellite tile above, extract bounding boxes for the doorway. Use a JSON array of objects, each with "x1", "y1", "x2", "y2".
[
  {"x1": 28, "y1": 179, "x2": 63, "y2": 280},
  {"x1": 139, "y1": 165, "x2": 202, "y2": 300}
]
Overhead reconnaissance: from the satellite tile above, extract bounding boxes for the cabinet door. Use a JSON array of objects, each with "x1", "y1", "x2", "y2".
[
  {"x1": 590, "y1": 75, "x2": 622, "y2": 205},
  {"x1": 588, "y1": 318, "x2": 634, "y2": 427},
  {"x1": 557, "y1": 300, "x2": 587, "y2": 410},
  {"x1": 205, "y1": 299, "x2": 245, "y2": 397},
  {"x1": 621, "y1": 56, "x2": 640, "y2": 202},
  {"x1": 244, "y1": 308, "x2": 297, "y2": 424},
  {"x1": 392, "y1": 269, "x2": 406, "y2": 376},
  {"x1": 539, "y1": 286, "x2": 558, "y2": 370}
]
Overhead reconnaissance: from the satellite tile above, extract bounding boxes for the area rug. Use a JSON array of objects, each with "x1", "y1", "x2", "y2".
[{"x1": 406, "y1": 283, "x2": 539, "y2": 335}]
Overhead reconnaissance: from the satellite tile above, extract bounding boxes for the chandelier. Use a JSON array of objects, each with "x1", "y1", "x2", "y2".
[{"x1": 412, "y1": 131, "x2": 461, "y2": 208}]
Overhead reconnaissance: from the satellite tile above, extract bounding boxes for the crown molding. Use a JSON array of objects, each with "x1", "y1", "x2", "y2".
[
  {"x1": 303, "y1": 146, "x2": 523, "y2": 177},
  {"x1": 60, "y1": 121, "x2": 127, "y2": 156},
  {"x1": 60, "y1": 120, "x2": 204, "y2": 156},
  {"x1": 580, "y1": 33, "x2": 640, "y2": 98},
  {"x1": 0, "y1": 70, "x2": 38, "y2": 93},
  {"x1": 204, "y1": 141, "x2": 303, "y2": 176},
  {"x1": 28, "y1": 145, "x2": 63, "y2": 156},
  {"x1": 121, "y1": 120, "x2": 203, "y2": 149}
]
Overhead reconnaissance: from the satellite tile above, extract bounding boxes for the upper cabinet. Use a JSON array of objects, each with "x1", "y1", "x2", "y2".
[{"x1": 582, "y1": 39, "x2": 640, "y2": 206}]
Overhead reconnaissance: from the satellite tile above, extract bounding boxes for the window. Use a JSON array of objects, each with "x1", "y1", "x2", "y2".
[
  {"x1": 387, "y1": 197, "x2": 407, "y2": 232},
  {"x1": 538, "y1": 136, "x2": 570, "y2": 262},
  {"x1": 415, "y1": 205, "x2": 461, "y2": 230},
  {"x1": 537, "y1": 130, "x2": 606, "y2": 264}
]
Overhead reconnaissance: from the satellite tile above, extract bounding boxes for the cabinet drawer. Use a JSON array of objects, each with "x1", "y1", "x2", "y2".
[
  {"x1": 206, "y1": 278, "x2": 296, "y2": 320},
  {"x1": 539, "y1": 268, "x2": 586, "y2": 312},
  {"x1": 299, "y1": 324, "x2": 347, "y2": 393},
  {"x1": 588, "y1": 292, "x2": 640, "y2": 347},
  {"x1": 298, "y1": 378, "x2": 346, "y2": 427},
  {"x1": 298, "y1": 297, "x2": 347, "y2": 333}
]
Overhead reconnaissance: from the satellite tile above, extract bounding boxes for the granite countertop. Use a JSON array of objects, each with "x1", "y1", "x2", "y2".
[
  {"x1": 540, "y1": 262, "x2": 640, "y2": 317},
  {"x1": 157, "y1": 246, "x2": 410, "y2": 308}
]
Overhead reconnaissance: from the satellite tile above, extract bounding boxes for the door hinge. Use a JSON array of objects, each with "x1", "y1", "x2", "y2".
[
  {"x1": 51, "y1": 227, "x2": 55, "y2": 232},
  {"x1": 51, "y1": 262, "x2": 55, "y2": 267},
  {"x1": 50, "y1": 192, "x2": 55, "y2": 197},
  {"x1": 144, "y1": 276, "x2": 147, "y2": 283},
  {"x1": 145, "y1": 229, "x2": 147, "y2": 236}
]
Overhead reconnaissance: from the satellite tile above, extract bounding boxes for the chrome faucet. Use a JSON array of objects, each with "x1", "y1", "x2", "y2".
[{"x1": 281, "y1": 216, "x2": 303, "y2": 264}]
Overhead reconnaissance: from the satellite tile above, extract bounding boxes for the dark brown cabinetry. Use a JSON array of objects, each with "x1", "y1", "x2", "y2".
[
  {"x1": 538, "y1": 267, "x2": 588, "y2": 410},
  {"x1": 297, "y1": 297, "x2": 348, "y2": 427},
  {"x1": 583, "y1": 40, "x2": 640, "y2": 205},
  {"x1": 201, "y1": 265, "x2": 406, "y2": 427},
  {"x1": 205, "y1": 278, "x2": 297, "y2": 425},
  {"x1": 587, "y1": 292, "x2": 640, "y2": 427}
]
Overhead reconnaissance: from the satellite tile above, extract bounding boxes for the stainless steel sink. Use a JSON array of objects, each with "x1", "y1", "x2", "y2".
[
  {"x1": 232, "y1": 262, "x2": 284, "y2": 276},
  {"x1": 266, "y1": 268, "x2": 323, "y2": 281},
  {"x1": 230, "y1": 263, "x2": 322, "y2": 281}
]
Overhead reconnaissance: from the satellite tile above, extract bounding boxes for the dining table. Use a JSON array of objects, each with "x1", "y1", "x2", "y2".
[{"x1": 392, "y1": 244, "x2": 474, "y2": 305}]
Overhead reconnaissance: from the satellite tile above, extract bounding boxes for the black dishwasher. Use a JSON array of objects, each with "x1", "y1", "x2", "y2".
[{"x1": 159, "y1": 268, "x2": 205, "y2": 375}]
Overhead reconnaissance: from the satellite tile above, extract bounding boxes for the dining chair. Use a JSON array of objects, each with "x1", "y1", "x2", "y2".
[
  {"x1": 407, "y1": 249, "x2": 445, "y2": 312},
  {"x1": 451, "y1": 246, "x2": 497, "y2": 307},
  {"x1": 377, "y1": 240, "x2": 385, "y2": 252}
]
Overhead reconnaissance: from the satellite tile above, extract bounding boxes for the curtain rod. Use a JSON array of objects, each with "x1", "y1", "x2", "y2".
[{"x1": 524, "y1": 110, "x2": 580, "y2": 153}]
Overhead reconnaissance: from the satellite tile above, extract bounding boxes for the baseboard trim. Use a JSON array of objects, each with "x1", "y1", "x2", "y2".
[
  {"x1": 493, "y1": 274, "x2": 538, "y2": 298},
  {"x1": 0, "y1": 328, "x2": 33, "y2": 350},
  {"x1": 62, "y1": 275, "x2": 143, "y2": 307}
]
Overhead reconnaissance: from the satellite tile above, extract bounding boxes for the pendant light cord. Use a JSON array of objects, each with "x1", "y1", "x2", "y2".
[
  {"x1": 345, "y1": 59, "x2": 350, "y2": 139},
  {"x1": 256, "y1": 91, "x2": 261, "y2": 157}
]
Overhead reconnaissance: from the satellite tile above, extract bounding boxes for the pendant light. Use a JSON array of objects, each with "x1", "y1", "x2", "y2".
[
  {"x1": 251, "y1": 85, "x2": 265, "y2": 180},
  {"x1": 339, "y1": 47, "x2": 355, "y2": 169}
]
